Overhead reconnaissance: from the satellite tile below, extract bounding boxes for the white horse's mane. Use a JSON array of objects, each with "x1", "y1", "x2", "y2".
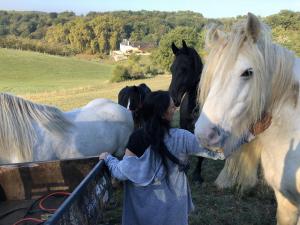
[{"x1": 0, "y1": 93, "x2": 72, "y2": 163}]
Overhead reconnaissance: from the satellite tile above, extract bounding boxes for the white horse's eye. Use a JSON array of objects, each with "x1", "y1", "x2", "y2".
[{"x1": 241, "y1": 68, "x2": 253, "y2": 78}]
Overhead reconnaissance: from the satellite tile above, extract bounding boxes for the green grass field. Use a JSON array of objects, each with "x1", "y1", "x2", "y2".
[
  {"x1": 0, "y1": 48, "x2": 171, "y2": 110},
  {"x1": 0, "y1": 48, "x2": 276, "y2": 224},
  {"x1": 0, "y1": 48, "x2": 115, "y2": 94}
]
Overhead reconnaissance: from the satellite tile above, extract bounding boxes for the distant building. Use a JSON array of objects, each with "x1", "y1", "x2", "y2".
[
  {"x1": 119, "y1": 39, "x2": 141, "y2": 54},
  {"x1": 111, "y1": 39, "x2": 150, "y2": 61}
]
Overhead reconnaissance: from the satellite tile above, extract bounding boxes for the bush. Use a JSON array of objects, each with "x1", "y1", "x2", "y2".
[
  {"x1": 144, "y1": 65, "x2": 163, "y2": 76},
  {"x1": 128, "y1": 54, "x2": 141, "y2": 63},
  {"x1": 110, "y1": 55, "x2": 165, "y2": 83},
  {"x1": 129, "y1": 64, "x2": 145, "y2": 79},
  {"x1": 111, "y1": 65, "x2": 130, "y2": 82}
]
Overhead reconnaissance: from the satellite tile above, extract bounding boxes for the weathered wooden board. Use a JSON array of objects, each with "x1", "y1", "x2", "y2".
[{"x1": 0, "y1": 157, "x2": 99, "y2": 200}]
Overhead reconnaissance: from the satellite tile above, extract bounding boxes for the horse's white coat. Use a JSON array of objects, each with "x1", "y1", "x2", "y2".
[
  {"x1": 194, "y1": 13, "x2": 300, "y2": 225},
  {"x1": 0, "y1": 96, "x2": 133, "y2": 164}
]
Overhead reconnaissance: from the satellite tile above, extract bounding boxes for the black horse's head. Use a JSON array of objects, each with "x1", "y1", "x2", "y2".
[
  {"x1": 118, "y1": 83, "x2": 151, "y2": 128},
  {"x1": 169, "y1": 40, "x2": 203, "y2": 107}
]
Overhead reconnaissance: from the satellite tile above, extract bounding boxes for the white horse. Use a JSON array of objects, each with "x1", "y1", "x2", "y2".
[
  {"x1": 194, "y1": 13, "x2": 300, "y2": 225},
  {"x1": 0, "y1": 93, "x2": 134, "y2": 164}
]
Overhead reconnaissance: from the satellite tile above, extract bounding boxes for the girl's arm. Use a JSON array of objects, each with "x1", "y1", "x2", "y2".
[
  {"x1": 186, "y1": 134, "x2": 225, "y2": 160},
  {"x1": 99, "y1": 150, "x2": 136, "y2": 181}
]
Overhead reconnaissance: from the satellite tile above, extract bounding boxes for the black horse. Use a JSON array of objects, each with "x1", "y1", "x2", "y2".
[
  {"x1": 169, "y1": 40, "x2": 204, "y2": 182},
  {"x1": 118, "y1": 83, "x2": 151, "y2": 129}
]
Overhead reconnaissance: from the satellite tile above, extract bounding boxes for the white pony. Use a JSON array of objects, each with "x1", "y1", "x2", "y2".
[
  {"x1": 0, "y1": 93, "x2": 134, "y2": 164},
  {"x1": 194, "y1": 13, "x2": 300, "y2": 225}
]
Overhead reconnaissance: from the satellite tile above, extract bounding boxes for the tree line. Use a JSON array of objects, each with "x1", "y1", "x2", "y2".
[{"x1": 0, "y1": 10, "x2": 299, "y2": 71}]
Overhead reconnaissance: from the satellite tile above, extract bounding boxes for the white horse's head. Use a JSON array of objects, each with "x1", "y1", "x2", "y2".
[{"x1": 195, "y1": 13, "x2": 296, "y2": 155}]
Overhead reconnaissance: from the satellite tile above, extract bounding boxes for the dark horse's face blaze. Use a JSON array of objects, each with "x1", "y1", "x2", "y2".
[{"x1": 169, "y1": 40, "x2": 203, "y2": 107}]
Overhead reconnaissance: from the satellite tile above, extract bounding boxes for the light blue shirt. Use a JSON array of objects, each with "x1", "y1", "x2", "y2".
[{"x1": 104, "y1": 128, "x2": 225, "y2": 225}]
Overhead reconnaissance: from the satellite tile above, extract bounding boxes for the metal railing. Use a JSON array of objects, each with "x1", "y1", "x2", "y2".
[{"x1": 45, "y1": 160, "x2": 112, "y2": 225}]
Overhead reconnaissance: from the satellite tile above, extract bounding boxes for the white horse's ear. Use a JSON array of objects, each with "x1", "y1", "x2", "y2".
[
  {"x1": 246, "y1": 12, "x2": 261, "y2": 43},
  {"x1": 205, "y1": 25, "x2": 225, "y2": 50}
]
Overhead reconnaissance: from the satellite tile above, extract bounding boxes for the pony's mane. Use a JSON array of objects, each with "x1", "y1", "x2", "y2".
[
  {"x1": 198, "y1": 18, "x2": 296, "y2": 124},
  {"x1": 0, "y1": 93, "x2": 72, "y2": 163}
]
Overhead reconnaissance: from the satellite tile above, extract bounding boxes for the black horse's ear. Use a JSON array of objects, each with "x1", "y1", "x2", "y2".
[
  {"x1": 182, "y1": 40, "x2": 188, "y2": 49},
  {"x1": 171, "y1": 42, "x2": 179, "y2": 55}
]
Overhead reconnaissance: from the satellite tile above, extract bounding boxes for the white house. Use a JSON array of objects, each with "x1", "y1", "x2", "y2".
[{"x1": 119, "y1": 39, "x2": 140, "y2": 53}]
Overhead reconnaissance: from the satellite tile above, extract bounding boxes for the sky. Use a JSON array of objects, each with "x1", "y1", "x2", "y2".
[{"x1": 0, "y1": 0, "x2": 299, "y2": 18}]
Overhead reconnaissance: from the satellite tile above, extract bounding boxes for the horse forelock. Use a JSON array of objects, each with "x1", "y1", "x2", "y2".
[{"x1": 0, "y1": 93, "x2": 72, "y2": 163}]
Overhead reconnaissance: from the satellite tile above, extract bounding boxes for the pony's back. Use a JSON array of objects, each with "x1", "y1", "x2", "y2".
[{"x1": 59, "y1": 98, "x2": 134, "y2": 159}]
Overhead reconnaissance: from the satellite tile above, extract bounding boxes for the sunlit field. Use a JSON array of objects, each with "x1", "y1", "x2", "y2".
[
  {"x1": 0, "y1": 48, "x2": 171, "y2": 110},
  {"x1": 0, "y1": 48, "x2": 114, "y2": 94}
]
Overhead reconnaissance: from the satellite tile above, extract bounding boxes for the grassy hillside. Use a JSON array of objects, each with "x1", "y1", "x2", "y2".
[
  {"x1": 0, "y1": 48, "x2": 115, "y2": 94},
  {"x1": 0, "y1": 48, "x2": 171, "y2": 110},
  {"x1": 23, "y1": 75, "x2": 172, "y2": 110}
]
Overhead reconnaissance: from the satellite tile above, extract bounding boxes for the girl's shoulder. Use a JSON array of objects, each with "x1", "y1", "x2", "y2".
[
  {"x1": 127, "y1": 128, "x2": 150, "y2": 157},
  {"x1": 169, "y1": 128, "x2": 194, "y2": 138},
  {"x1": 167, "y1": 128, "x2": 196, "y2": 145}
]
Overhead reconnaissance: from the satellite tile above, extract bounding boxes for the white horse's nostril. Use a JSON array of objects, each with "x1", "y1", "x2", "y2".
[
  {"x1": 205, "y1": 126, "x2": 223, "y2": 147},
  {"x1": 208, "y1": 131, "x2": 216, "y2": 140}
]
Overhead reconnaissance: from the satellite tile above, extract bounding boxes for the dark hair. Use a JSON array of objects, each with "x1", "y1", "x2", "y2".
[{"x1": 141, "y1": 90, "x2": 172, "y2": 176}]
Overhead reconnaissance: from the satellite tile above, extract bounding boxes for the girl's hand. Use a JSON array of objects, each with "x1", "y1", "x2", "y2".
[{"x1": 99, "y1": 152, "x2": 109, "y2": 160}]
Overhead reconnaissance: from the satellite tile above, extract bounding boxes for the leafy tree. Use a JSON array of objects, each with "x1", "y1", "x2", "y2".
[
  {"x1": 265, "y1": 10, "x2": 300, "y2": 31},
  {"x1": 0, "y1": 25, "x2": 8, "y2": 35},
  {"x1": 45, "y1": 24, "x2": 69, "y2": 44},
  {"x1": 68, "y1": 19, "x2": 94, "y2": 52},
  {"x1": 49, "y1": 12, "x2": 58, "y2": 19},
  {"x1": 109, "y1": 31, "x2": 119, "y2": 51}
]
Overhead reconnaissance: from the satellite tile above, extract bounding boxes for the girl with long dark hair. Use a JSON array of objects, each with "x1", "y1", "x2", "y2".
[{"x1": 99, "y1": 90, "x2": 271, "y2": 225}]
